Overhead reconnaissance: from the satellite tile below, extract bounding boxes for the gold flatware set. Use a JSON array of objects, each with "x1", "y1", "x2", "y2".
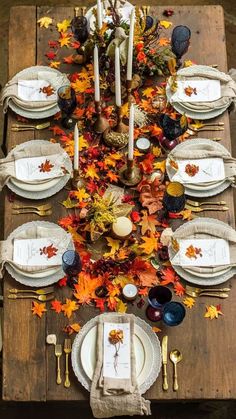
[
  {"x1": 162, "y1": 336, "x2": 183, "y2": 392},
  {"x1": 186, "y1": 199, "x2": 226, "y2": 207},
  {"x1": 12, "y1": 203, "x2": 52, "y2": 217},
  {"x1": 11, "y1": 122, "x2": 50, "y2": 131},
  {"x1": 185, "y1": 204, "x2": 228, "y2": 213},
  {"x1": 8, "y1": 286, "x2": 54, "y2": 301},
  {"x1": 47, "y1": 336, "x2": 72, "y2": 388},
  {"x1": 185, "y1": 285, "x2": 230, "y2": 299}
]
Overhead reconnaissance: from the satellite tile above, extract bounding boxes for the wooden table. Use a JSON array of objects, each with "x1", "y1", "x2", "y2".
[{"x1": 2, "y1": 4, "x2": 236, "y2": 402}]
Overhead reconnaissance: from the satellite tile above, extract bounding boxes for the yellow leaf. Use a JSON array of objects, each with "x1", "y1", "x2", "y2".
[
  {"x1": 160, "y1": 20, "x2": 173, "y2": 29},
  {"x1": 180, "y1": 209, "x2": 193, "y2": 221},
  {"x1": 37, "y1": 16, "x2": 53, "y2": 28},
  {"x1": 183, "y1": 297, "x2": 195, "y2": 309},
  {"x1": 167, "y1": 58, "x2": 177, "y2": 75},
  {"x1": 134, "y1": 149, "x2": 144, "y2": 157},
  {"x1": 73, "y1": 188, "x2": 89, "y2": 202},
  {"x1": 67, "y1": 226, "x2": 85, "y2": 244},
  {"x1": 142, "y1": 87, "x2": 155, "y2": 99},
  {"x1": 59, "y1": 33, "x2": 71, "y2": 48},
  {"x1": 104, "y1": 152, "x2": 122, "y2": 167},
  {"x1": 104, "y1": 237, "x2": 121, "y2": 257},
  {"x1": 152, "y1": 146, "x2": 161, "y2": 157},
  {"x1": 79, "y1": 135, "x2": 89, "y2": 151},
  {"x1": 113, "y1": 275, "x2": 134, "y2": 288},
  {"x1": 204, "y1": 305, "x2": 223, "y2": 320},
  {"x1": 139, "y1": 210, "x2": 159, "y2": 235},
  {"x1": 61, "y1": 197, "x2": 78, "y2": 209},
  {"x1": 85, "y1": 164, "x2": 99, "y2": 179},
  {"x1": 120, "y1": 102, "x2": 129, "y2": 118},
  {"x1": 184, "y1": 60, "x2": 194, "y2": 68},
  {"x1": 71, "y1": 76, "x2": 92, "y2": 93},
  {"x1": 190, "y1": 120, "x2": 204, "y2": 130},
  {"x1": 49, "y1": 61, "x2": 61, "y2": 69},
  {"x1": 152, "y1": 326, "x2": 162, "y2": 333},
  {"x1": 139, "y1": 234, "x2": 159, "y2": 255},
  {"x1": 62, "y1": 298, "x2": 79, "y2": 319},
  {"x1": 57, "y1": 19, "x2": 71, "y2": 33},
  {"x1": 116, "y1": 299, "x2": 127, "y2": 313},
  {"x1": 153, "y1": 159, "x2": 166, "y2": 173}
]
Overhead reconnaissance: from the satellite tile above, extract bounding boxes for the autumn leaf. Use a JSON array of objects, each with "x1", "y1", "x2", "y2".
[
  {"x1": 45, "y1": 51, "x2": 57, "y2": 60},
  {"x1": 153, "y1": 160, "x2": 166, "y2": 173},
  {"x1": 140, "y1": 153, "x2": 155, "y2": 174},
  {"x1": 94, "y1": 298, "x2": 106, "y2": 312},
  {"x1": 59, "y1": 214, "x2": 76, "y2": 229},
  {"x1": 72, "y1": 188, "x2": 89, "y2": 202},
  {"x1": 51, "y1": 299, "x2": 63, "y2": 313},
  {"x1": 139, "y1": 210, "x2": 159, "y2": 235},
  {"x1": 32, "y1": 301, "x2": 47, "y2": 318},
  {"x1": 152, "y1": 146, "x2": 162, "y2": 157},
  {"x1": 142, "y1": 87, "x2": 155, "y2": 98},
  {"x1": 40, "y1": 244, "x2": 58, "y2": 259},
  {"x1": 190, "y1": 120, "x2": 204, "y2": 130},
  {"x1": 174, "y1": 281, "x2": 185, "y2": 296},
  {"x1": 49, "y1": 61, "x2": 61, "y2": 69},
  {"x1": 185, "y1": 245, "x2": 202, "y2": 260},
  {"x1": 138, "y1": 287, "x2": 148, "y2": 296},
  {"x1": 139, "y1": 233, "x2": 159, "y2": 254},
  {"x1": 78, "y1": 135, "x2": 89, "y2": 151},
  {"x1": 131, "y1": 258, "x2": 158, "y2": 287},
  {"x1": 104, "y1": 237, "x2": 121, "y2": 257},
  {"x1": 160, "y1": 20, "x2": 173, "y2": 29},
  {"x1": 49, "y1": 125, "x2": 65, "y2": 136},
  {"x1": 160, "y1": 266, "x2": 179, "y2": 285},
  {"x1": 116, "y1": 299, "x2": 127, "y2": 313},
  {"x1": 184, "y1": 60, "x2": 195, "y2": 67},
  {"x1": 58, "y1": 32, "x2": 72, "y2": 47},
  {"x1": 184, "y1": 86, "x2": 197, "y2": 97},
  {"x1": 67, "y1": 226, "x2": 85, "y2": 245},
  {"x1": 84, "y1": 164, "x2": 99, "y2": 180},
  {"x1": 74, "y1": 271, "x2": 103, "y2": 304},
  {"x1": 63, "y1": 323, "x2": 81, "y2": 335},
  {"x1": 63, "y1": 54, "x2": 74, "y2": 64},
  {"x1": 183, "y1": 297, "x2": 195, "y2": 309},
  {"x1": 180, "y1": 209, "x2": 193, "y2": 221},
  {"x1": 107, "y1": 171, "x2": 119, "y2": 183},
  {"x1": 71, "y1": 40, "x2": 81, "y2": 49},
  {"x1": 107, "y1": 296, "x2": 119, "y2": 311},
  {"x1": 71, "y1": 74, "x2": 92, "y2": 94},
  {"x1": 48, "y1": 40, "x2": 59, "y2": 48},
  {"x1": 104, "y1": 152, "x2": 122, "y2": 167},
  {"x1": 38, "y1": 159, "x2": 54, "y2": 172},
  {"x1": 37, "y1": 16, "x2": 53, "y2": 28},
  {"x1": 61, "y1": 298, "x2": 79, "y2": 318},
  {"x1": 120, "y1": 102, "x2": 129, "y2": 118},
  {"x1": 57, "y1": 19, "x2": 71, "y2": 33},
  {"x1": 204, "y1": 304, "x2": 223, "y2": 320},
  {"x1": 152, "y1": 326, "x2": 162, "y2": 333},
  {"x1": 61, "y1": 197, "x2": 78, "y2": 209},
  {"x1": 158, "y1": 37, "x2": 170, "y2": 46}
]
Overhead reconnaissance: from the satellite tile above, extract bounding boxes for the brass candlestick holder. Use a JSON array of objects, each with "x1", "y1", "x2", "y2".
[
  {"x1": 71, "y1": 169, "x2": 80, "y2": 190},
  {"x1": 94, "y1": 100, "x2": 110, "y2": 134},
  {"x1": 115, "y1": 106, "x2": 129, "y2": 133},
  {"x1": 119, "y1": 158, "x2": 142, "y2": 187},
  {"x1": 126, "y1": 79, "x2": 132, "y2": 104}
]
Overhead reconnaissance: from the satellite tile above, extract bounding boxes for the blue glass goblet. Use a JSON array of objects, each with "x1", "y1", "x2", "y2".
[
  {"x1": 171, "y1": 25, "x2": 191, "y2": 67},
  {"x1": 57, "y1": 85, "x2": 77, "y2": 129},
  {"x1": 163, "y1": 302, "x2": 186, "y2": 326},
  {"x1": 148, "y1": 285, "x2": 172, "y2": 308},
  {"x1": 62, "y1": 250, "x2": 82, "y2": 288}
]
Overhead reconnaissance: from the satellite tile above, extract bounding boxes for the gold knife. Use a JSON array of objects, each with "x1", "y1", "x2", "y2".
[{"x1": 162, "y1": 335, "x2": 168, "y2": 391}]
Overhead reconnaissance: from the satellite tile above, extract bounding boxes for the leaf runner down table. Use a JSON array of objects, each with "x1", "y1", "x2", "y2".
[{"x1": 2, "y1": 4, "x2": 236, "y2": 402}]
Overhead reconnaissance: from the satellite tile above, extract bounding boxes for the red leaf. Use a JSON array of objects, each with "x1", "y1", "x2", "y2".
[
  {"x1": 130, "y1": 210, "x2": 141, "y2": 223},
  {"x1": 70, "y1": 40, "x2": 81, "y2": 49},
  {"x1": 48, "y1": 40, "x2": 59, "y2": 48},
  {"x1": 58, "y1": 276, "x2": 68, "y2": 287},
  {"x1": 63, "y1": 54, "x2": 74, "y2": 64},
  {"x1": 94, "y1": 298, "x2": 106, "y2": 312},
  {"x1": 49, "y1": 125, "x2": 66, "y2": 136},
  {"x1": 160, "y1": 267, "x2": 179, "y2": 285},
  {"x1": 173, "y1": 281, "x2": 185, "y2": 297},
  {"x1": 45, "y1": 51, "x2": 57, "y2": 60},
  {"x1": 51, "y1": 299, "x2": 63, "y2": 313}
]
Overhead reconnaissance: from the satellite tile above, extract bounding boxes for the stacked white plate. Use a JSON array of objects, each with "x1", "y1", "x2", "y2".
[
  {"x1": 7, "y1": 66, "x2": 70, "y2": 119},
  {"x1": 71, "y1": 313, "x2": 162, "y2": 394},
  {"x1": 169, "y1": 218, "x2": 236, "y2": 286},
  {"x1": 7, "y1": 140, "x2": 72, "y2": 199},
  {"x1": 6, "y1": 221, "x2": 74, "y2": 287},
  {"x1": 166, "y1": 138, "x2": 232, "y2": 197},
  {"x1": 166, "y1": 65, "x2": 230, "y2": 120}
]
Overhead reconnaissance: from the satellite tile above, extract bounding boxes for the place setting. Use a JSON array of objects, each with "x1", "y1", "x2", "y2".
[
  {"x1": 0, "y1": 140, "x2": 72, "y2": 199},
  {"x1": 1, "y1": 65, "x2": 70, "y2": 119},
  {"x1": 166, "y1": 64, "x2": 236, "y2": 119}
]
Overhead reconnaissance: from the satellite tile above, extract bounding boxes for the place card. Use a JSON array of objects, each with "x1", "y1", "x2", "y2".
[
  {"x1": 103, "y1": 322, "x2": 131, "y2": 379},
  {"x1": 15, "y1": 154, "x2": 65, "y2": 182},
  {"x1": 171, "y1": 157, "x2": 225, "y2": 184},
  {"x1": 170, "y1": 79, "x2": 221, "y2": 102},
  {"x1": 171, "y1": 238, "x2": 230, "y2": 267},
  {"x1": 13, "y1": 238, "x2": 63, "y2": 267},
  {"x1": 18, "y1": 79, "x2": 57, "y2": 101}
]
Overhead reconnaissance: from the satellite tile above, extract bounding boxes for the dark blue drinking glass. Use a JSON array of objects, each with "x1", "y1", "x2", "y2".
[
  {"x1": 163, "y1": 302, "x2": 186, "y2": 326},
  {"x1": 62, "y1": 250, "x2": 82, "y2": 287},
  {"x1": 171, "y1": 25, "x2": 191, "y2": 67},
  {"x1": 148, "y1": 286, "x2": 172, "y2": 308},
  {"x1": 163, "y1": 182, "x2": 186, "y2": 213},
  {"x1": 57, "y1": 85, "x2": 77, "y2": 128},
  {"x1": 71, "y1": 16, "x2": 89, "y2": 44}
]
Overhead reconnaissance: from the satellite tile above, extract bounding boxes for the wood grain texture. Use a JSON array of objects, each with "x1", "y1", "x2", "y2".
[{"x1": 2, "y1": 5, "x2": 236, "y2": 402}]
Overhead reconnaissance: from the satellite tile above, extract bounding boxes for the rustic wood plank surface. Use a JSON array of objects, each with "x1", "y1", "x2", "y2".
[{"x1": 2, "y1": 4, "x2": 236, "y2": 402}]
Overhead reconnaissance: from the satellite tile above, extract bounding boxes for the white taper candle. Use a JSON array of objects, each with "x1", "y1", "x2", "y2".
[
  {"x1": 94, "y1": 45, "x2": 100, "y2": 102},
  {"x1": 128, "y1": 103, "x2": 134, "y2": 160},
  {"x1": 115, "y1": 46, "x2": 122, "y2": 107},
  {"x1": 74, "y1": 123, "x2": 79, "y2": 170},
  {"x1": 97, "y1": 0, "x2": 103, "y2": 30},
  {"x1": 127, "y1": 8, "x2": 135, "y2": 81}
]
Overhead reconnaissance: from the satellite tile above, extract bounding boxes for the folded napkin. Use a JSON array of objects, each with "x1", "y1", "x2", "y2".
[
  {"x1": 0, "y1": 142, "x2": 69, "y2": 190},
  {"x1": 90, "y1": 313, "x2": 151, "y2": 418},
  {"x1": 18, "y1": 80, "x2": 57, "y2": 102},
  {"x1": 170, "y1": 65, "x2": 236, "y2": 112},
  {"x1": 0, "y1": 224, "x2": 71, "y2": 278},
  {"x1": 167, "y1": 139, "x2": 236, "y2": 183},
  {"x1": 1, "y1": 67, "x2": 69, "y2": 113},
  {"x1": 171, "y1": 219, "x2": 236, "y2": 274}
]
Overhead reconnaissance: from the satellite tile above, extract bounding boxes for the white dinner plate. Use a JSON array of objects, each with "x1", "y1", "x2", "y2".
[
  {"x1": 184, "y1": 266, "x2": 231, "y2": 278},
  {"x1": 80, "y1": 324, "x2": 151, "y2": 387},
  {"x1": 12, "y1": 265, "x2": 60, "y2": 279},
  {"x1": 11, "y1": 177, "x2": 59, "y2": 192},
  {"x1": 72, "y1": 314, "x2": 162, "y2": 394}
]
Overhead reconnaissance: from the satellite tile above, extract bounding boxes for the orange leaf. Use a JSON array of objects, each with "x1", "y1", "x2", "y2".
[
  {"x1": 63, "y1": 323, "x2": 81, "y2": 335},
  {"x1": 58, "y1": 32, "x2": 72, "y2": 47},
  {"x1": 131, "y1": 258, "x2": 159, "y2": 287},
  {"x1": 152, "y1": 326, "x2": 162, "y2": 333},
  {"x1": 139, "y1": 210, "x2": 159, "y2": 235},
  {"x1": 107, "y1": 171, "x2": 119, "y2": 183},
  {"x1": 84, "y1": 164, "x2": 99, "y2": 180},
  {"x1": 160, "y1": 266, "x2": 179, "y2": 285},
  {"x1": 51, "y1": 299, "x2": 63, "y2": 313},
  {"x1": 32, "y1": 301, "x2": 47, "y2": 318},
  {"x1": 63, "y1": 54, "x2": 74, "y2": 64},
  {"x1": 61, "y1": 298, "x2": 79, "y2": 318},
  {"x1": 173, "y1": 281, "x2": 185, "y2": 297},
  {"x1": 74, "y1": 271, "x2": 103, "y2": 304},
  {"x1": 139, "y1": 233, "x2": 159, "y2": 254},
  {"x1": 138, "y1": 287, "x2": 148, "y2": 296},
  {"x1": 150, "y1": 124, "x2": 162, "y2": 137},
  {"x1": 38, "y1": 159, "x2": 54, "y2": 172}
]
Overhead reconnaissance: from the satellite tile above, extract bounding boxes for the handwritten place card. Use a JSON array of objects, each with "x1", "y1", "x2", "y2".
[
  {"x1": 15, "y1": 154, "x2": 65, "y2": 182},
  {"x1": 13, "y1": 238, "x2": 63, "y2": 267},
  {"x1": 171, "y1": 158, "x2": 225, "y2": 184},
  {"x1": 18, "y1": 79, "x2": 57, "y2": 102},
  {"x1": 171, "y1": 238, "x2": 230, "y2": 267},
  {"x1": 171, "y1": 79, "x2": 221, "y2": 103},
  {"x1": 103, "y1": 322, "x2": 131, "y2": 379}
]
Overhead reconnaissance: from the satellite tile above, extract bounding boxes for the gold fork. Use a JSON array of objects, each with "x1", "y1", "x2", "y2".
[
  {"x1": 8, "y1": 294, "x2": 54, "y2": 301},
  {"x1": 55, "y1": 344, "x2": 62, "y2": 385},
  {"x1": 64, "y1": 339, "x2": 72, "y2": 388},
  {"x1": 186, "y1": 199, "x2": 226, "y2": 207},
  {"x1": 185, "y1": 204, "x2": 228, "y2": 212},
  {"x1": 12, "y1": 203, "x2": 52, "y2": 211},
  {"x1": 188, "y1": 122, "x2": 224, "y2": 130},
  {"x1": 9, "y1": 286, "x2": 54, "y2": 295},
  {"x1": 186, "y1": 285, "x2": 230, "y2": 294},
  {"x1": 11, "y1": 122, "x2": 50, "y2": 131},
  {"x1": 12, "y1": 209, "x2": 52, "y2": 217},
  {"x1": 186, "y1": 130, "x2": 222, "y2": 140},
  {"x1": 185, "y1": 289, "x2": 229, "y2": 298}
]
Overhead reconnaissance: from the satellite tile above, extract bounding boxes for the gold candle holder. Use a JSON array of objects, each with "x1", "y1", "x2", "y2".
[
  {"x1": 71, "y1": 169, "x2": 80, "y2": 190},
  {"x1": 94, "y1": 100, "x2": 110, "y2": 134},
  {"x1": 119, "y1": 158, "x2": 142, "y2": 187},
  {"x1": 115, "y1": 106, "x2": 129, "y2": 133},
  {"x1": 126, "y1": 79, "x2": 132, "y2": 104}
]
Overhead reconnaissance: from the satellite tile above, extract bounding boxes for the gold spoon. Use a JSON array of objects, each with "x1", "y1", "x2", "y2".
[
  {"x1": 11, "y1": 122, "x2": 50, "y2": 131},
  {"x1": 8, "y1": 294, "x2": 54, "y2": 301},
  {"x1": 12, "y1": 203, "x2": 52, "y2": 211},
  {"x1": 185, "y1": 290, "x2": 229, "y2": 299},
  {"x1": 170, "y1": 349, "x2": 182, "y2": 391}
]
